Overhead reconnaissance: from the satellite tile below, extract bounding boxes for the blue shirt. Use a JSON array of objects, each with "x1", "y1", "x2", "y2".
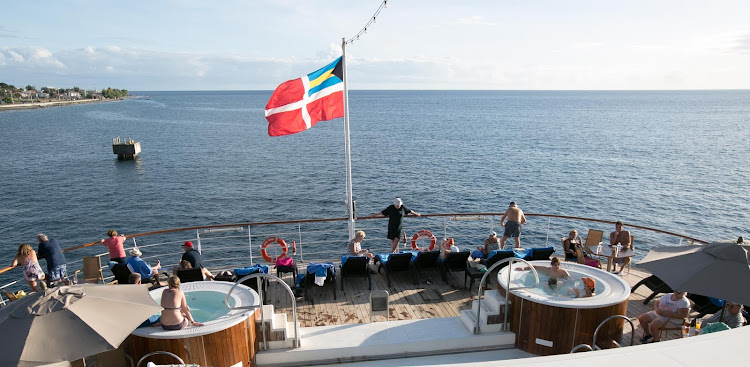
[
  {"x1": 37, "y1": 238, "x2": 66, "y2": 272},
  {"x1": 126, "y1": 256, "x2": 153, "y2": 279}
]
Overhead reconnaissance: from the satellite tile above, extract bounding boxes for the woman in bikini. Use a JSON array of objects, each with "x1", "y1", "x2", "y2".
[
  {"x1": 160, "y1": 275, "x2": 204, "y2": 330},
  {"x1": 11, "y1": 243, "x2": 47, "y2": 292}
]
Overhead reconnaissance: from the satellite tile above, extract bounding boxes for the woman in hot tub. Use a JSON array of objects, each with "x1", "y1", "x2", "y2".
[
  {"x1": 516, "y1": 257, "x2": 570, "y2": 285},
  {"x1": 160, "y1": 275, "x2": 204, "y2": 330}
]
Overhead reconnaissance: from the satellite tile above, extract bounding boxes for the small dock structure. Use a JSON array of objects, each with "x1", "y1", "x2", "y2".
[{"x1": 112, "y1": 136, "x2": 141, "y2": 159}]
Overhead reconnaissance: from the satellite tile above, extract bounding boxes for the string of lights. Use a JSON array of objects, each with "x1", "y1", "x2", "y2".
[{"x1": 345, "y1": 0, "x2": 388, "y2": 45}]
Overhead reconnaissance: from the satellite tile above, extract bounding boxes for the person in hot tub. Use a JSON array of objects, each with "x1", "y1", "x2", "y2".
[
  {"x1": 573, "y1": 277, "x2": 596, "y2": 298},
  {"x1": 159, "y1": 275, "x2": 204, "y2": 330},
  {"x1": 516, "y1": 257, "x2": 570, "y2": 285}
]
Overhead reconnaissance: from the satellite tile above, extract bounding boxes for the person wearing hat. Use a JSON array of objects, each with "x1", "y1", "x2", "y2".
[
  {"x1": 181, "y1": 241, "x2": 205, "y2": 269},
  {"x1": 471, "y1": 232, "x2": 501, "y2": 260},
  {"x1": 499, "y1": 202, "x2": 527, "y2": 249},
  {"x1": 373, "y1": 198, "x2": 421, "y2": 253},
  {"x1": 125, "y1": 247, "x2": 162, "y2": 284},
  {"x1": 574, "y1": 277, "x2": 596, "y2": 298}
]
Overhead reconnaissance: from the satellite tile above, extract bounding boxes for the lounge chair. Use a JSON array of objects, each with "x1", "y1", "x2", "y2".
[
  {"x1": 482, "y1": 249, "x2": 515, "y2": 269},
  {"x1": 110, "y1": 263, "x2": 132, "y2": 284},
  {"x1": 305, "y1": 262, "x2": 336, "y2": 304},
  {"x1": 340, "y1": 256, "x2": 371, "y2": 292},
  {"x1": 631, "y1": 274, "x2": 673, "y2": 304},
  {"x1": 74, "y1": 256, "x2": 104, "y2": 284},
  {"x1": 438, "y1": 251, "x2": 471, "y2": 284},
  {"x1": 378, "y1": 252, "x2": 413, "y2": 288},
  {"x1": 176, "y1": 268, "x2": 204, "y2": 283},
  {"x1": 410, "y1": 250, "x2": 440, "y2": 284},
  {"x1": 235, "y1": 265, "x2": 270, "y2": 302},
  {"x1": 686, "y1": 293, "x2": 722, "y2": 318},
  {"x1": 528, "y1": 246, "x2": 555, "y2": 261}
]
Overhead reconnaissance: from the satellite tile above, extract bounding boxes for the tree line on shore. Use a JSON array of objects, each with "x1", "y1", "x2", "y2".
[{"x1": 0, "y1": 82, "x2": 128, "y2": 104}]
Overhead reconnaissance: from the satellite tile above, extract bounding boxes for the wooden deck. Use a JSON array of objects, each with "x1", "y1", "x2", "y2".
[{"x1": 263, "y1": 262, "x2": 693, "y2": 347}]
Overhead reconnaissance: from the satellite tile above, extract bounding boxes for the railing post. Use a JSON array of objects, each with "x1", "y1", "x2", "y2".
[
  {"x1": 298, "y1": 223, "x2": 303, "y2": 262},
  {"x1": 196, "y1": 229, "x2": 202, "y2": 254},
  {"x1": 248, "y1": 226, "x2": 253, "y2": 266}
]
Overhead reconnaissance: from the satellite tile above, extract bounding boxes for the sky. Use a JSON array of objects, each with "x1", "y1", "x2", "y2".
[{"x1": 1, "y1": 0, "x2": 749, "y2": 91}]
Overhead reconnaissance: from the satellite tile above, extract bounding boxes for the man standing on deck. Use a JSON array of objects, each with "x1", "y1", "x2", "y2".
[
  {"x1": 36, "y1": 233, "x2": 68, "y2": 286},
  {"x1": 181, "y1": 241, "x2": 205, "y2": 269},
  {"x1": 499, "y1": 202, "x2": 526, "y2": 249},
  {"x1": 373, "y1": 198, "x2": 421, "y2": 253}
]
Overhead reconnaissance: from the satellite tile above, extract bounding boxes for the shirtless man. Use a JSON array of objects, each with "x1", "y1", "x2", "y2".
[
  {"x1": 500, "y1": 202, "x2": 527, "y2": 249},
  {"x1": 517, "y1": 257, "x2": 570, "y2": 284},
  {"x1": 610, "y1": 221, "x2": 633, "y2": 274}
]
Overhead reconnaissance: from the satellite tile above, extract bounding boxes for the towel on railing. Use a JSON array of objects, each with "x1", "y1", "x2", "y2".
[
  {"x1": 234, "y1": 264, "x2": 269, "y2": 276},
  {"x1": 307, "y1": 262, "x2": 334, "y2": 286}
]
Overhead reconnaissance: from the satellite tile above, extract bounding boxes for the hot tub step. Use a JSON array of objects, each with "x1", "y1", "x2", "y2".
[
  {"x1": 460, "y1": 309, "x2": 504, "y2": 333},
  {"x1": 483, "y1": 290, "x2": 509, "y2": 313}
]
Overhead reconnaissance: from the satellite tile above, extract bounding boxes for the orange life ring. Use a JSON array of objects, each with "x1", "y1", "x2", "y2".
[
  {"x1": 411, "y1": 230, "x2": 436, "y2": 251},
  {"x1": 260, "y1": 237, "x2": 288, "y2": 263}
]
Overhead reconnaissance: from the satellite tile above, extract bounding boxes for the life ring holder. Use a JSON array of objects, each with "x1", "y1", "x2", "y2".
[
  {"x1": 260, "y1": 237, "x2": 288, "y2": 263},
  {"x1": 411, "y1": 230, "x2": 437, "y2": 251}
]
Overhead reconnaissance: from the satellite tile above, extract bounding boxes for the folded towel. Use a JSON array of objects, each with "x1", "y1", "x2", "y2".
[{"x1": 234, "y1": 264, "x2": 269, "y2": 276}]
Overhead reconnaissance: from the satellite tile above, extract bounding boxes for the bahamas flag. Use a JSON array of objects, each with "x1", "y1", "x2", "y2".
[{"x1": 265, "y1": 57, "x2": 344, "y2": 137}]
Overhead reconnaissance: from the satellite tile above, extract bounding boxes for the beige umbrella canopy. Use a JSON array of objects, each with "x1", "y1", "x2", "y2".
[
  {"x1": 0, "y1": 284, "x2": 163, "y2": 367},
  {"x1": 637, "y1": 239, "x2": 750, "y2": 305}
]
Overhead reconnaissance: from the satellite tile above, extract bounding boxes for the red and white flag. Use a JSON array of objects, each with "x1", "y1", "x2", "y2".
[{"x1": 265, "y1": 57, "x2": 344, "y2": 137}]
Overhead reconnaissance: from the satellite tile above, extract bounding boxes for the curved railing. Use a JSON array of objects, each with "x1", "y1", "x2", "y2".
[{"x1": 0, "y1": 212, "x2": 707, "y2": 303}]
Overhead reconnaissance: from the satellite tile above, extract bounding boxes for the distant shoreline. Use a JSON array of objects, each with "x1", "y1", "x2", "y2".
[{"x1": 0, "y1": 97, "x2": 135, "y2": 111}]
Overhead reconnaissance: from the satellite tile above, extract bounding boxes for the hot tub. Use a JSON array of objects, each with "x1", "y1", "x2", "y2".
[
  {"x1": 128, "y1": 281, "x2": 261, "y2": 367},
  {"x1": 497, "y1": 261, "x2": 630, "y2": 355}
]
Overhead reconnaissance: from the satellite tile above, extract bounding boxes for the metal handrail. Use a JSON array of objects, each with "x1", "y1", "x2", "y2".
[
  {"x1": 229, "y1": 273, "x2": 300, "y2": 349},
  {"x1": 474, "y1": 257, "x2": 540, "y2": 334},
  {"x1": 570, "y1": 344, "x2": 594, "y2": 353},
  {"x1": 592, "y1": 315, "x2": 635, "y2": 350},
  {"x1": 136, "y1": 351, "x2": 184, "y2": 367}
]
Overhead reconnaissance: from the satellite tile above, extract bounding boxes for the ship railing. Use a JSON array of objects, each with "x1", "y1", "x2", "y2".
[{"x1": 0, "y1": 212, "x2": 707, "y2": 304}]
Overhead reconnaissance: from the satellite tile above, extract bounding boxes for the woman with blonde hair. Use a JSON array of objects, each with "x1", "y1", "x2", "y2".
[
  {"x1": 11, "y1": 243, "x2": 47, "y2": 292},
  {"x1": 160, "y1": 276, "x2": 203, "y2": 330}
]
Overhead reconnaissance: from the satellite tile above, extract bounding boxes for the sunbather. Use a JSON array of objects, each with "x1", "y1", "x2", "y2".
[
  {"x1": 563, "y1": 230, "x2": 582, "y2": 261},
  {"x1": 472, "y1": 232, "x2": 500, "y2": 260},
  {"x1": 439, "y1": 238, "x2": 459, "y2": 260},
  {"x1": 348, "y1": 230, "x2": 374, "y2": 260},
  {"x1": 174, "y1": 259, "x2": 215, "y2": 280}
]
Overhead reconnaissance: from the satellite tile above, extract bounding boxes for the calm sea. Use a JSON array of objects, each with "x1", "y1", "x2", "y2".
[{"x1": 1, "y1": 90, "x2": 749, "y2": 285}]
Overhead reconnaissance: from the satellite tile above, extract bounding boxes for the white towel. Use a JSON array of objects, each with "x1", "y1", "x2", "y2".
[{"x1": 314, "y1": 275, "x2": 326, "y2": 286}]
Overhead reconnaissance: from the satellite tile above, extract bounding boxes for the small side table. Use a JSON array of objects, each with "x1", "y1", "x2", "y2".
[
  {"x1": 465, "y1": 266, "x2": 486, "y2": 290},
  {"x1": 276, "y1": 264, "x2": 298, "y2": 286}
]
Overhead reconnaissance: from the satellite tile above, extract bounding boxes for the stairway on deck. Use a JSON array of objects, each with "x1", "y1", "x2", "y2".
[
  {"x1": 459, "y1": 289, "x2": 510, "y2": 334},
  {"x1": 257, "y1": 304, "x2": 300, "y2": 350}
]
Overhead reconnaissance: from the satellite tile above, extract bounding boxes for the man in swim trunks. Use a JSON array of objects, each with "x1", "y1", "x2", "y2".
[
  {"x1": 517, "y1": 257, "x2": 570, "y2": 282},
  {"x1": 500, "y1": 202, "x2": 526, "y2": 249},
  {"x1": 609, "y1": 220, "x2": 633, "y2": 274}
]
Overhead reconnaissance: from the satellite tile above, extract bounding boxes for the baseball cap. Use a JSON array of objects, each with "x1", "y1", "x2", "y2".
[
  {"x1": 582, "y1": 277, "x2": 596, "y2": 289},
  {"x1": 394, "y1": 198, "x2": 403, "y2": 206},
  {"x1": 183, "y1": 241, "x2": 194, "y2": 248}
]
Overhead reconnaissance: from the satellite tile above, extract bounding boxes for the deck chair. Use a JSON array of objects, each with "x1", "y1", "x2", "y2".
[
  {"x1": 631, "y1": 274, "x2": 673, "y2": 304},
  {"x1": 574, "y1": 244, "x2": 602, "y2": 268},
  {"x1": 2, "y1": 290, "x2": 18, "y2": 303},
  {"x1": 438, "y1": 251, "x2": 471, "y2": 283},
  {"x1": 176, "y1": 268, "x2": 204, "y2": 283},
  {"x1": 110, "y1": 263, "x2": 132, "y2": 284},
  {"x1": 340, "y1": 256, "x2": 371, "y2": 293},
  {"x1": 659, "y1": 299, "x2": 695, "y2": 339},
  {"x1": 74, "y1": 256, "x2": 104, "y2": 284},
  {"x1": 528, "y1": 247, "x2": 555, "y2": 261},
  {"x1": 483, "y1": 249, "x2": 515, "y2": 270},
  {"x1": 410, "y1": 250, "x2": 440, "y2": 284},
  {"x1": 583, "y1": 229, "x2": 604, "y2": 253},
  {"x1": 378, "y1": 252, "x2": 412, "y2": 288},
  {"x1": 687, "y1": 293, "x2": 723, "y2": 318}
]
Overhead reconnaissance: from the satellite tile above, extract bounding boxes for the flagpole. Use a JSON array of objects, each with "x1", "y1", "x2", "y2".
[{"x1": 341, "y1": 38, "x2": 355, "y2": 239}]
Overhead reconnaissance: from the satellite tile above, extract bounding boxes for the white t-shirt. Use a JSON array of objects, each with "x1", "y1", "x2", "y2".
[{"x1": 658, "y1": 294, "x2": 691, "y2": 314}]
